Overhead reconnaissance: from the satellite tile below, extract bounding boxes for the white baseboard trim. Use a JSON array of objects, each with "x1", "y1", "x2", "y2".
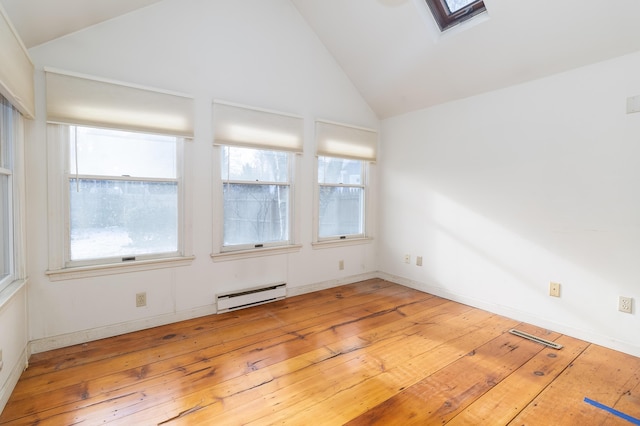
[
  {"x1": 0, "y1": 345, "x2": 28, "y2": 415},
  {"x1": 378, "y1": 272, "x2": 640, "y2": 358},
  {"x1": 29, "y1": 305, "x2": 217, "y2": 354},
  {"x1": 287, "y1": 272, "x2": 379, "y2": 297}
]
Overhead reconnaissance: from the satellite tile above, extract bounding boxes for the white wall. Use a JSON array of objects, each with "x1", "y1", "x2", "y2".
[
  {"x1": 379, "y1": 51, "x2": 640, "y2": 356},
  {"x1": 0, "y1": 284, "x2": 28, "y2": 413},
  {"x1": 25, "y1": 0, "x2": 378, "y2": 350}
]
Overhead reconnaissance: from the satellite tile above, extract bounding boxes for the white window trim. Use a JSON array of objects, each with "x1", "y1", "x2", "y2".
[
  {"x1": 211, "y1": 145, "x2": 302, "y2": 259},
  {"x1": 312, "y1": 156, "x2": 374, "y2": 247},
  {"x1": 45, "y1": 256, "x2": 195, "y2": 281},
  {"x1": 46, "y1": 124, "x2": 194, "y2": 279}
]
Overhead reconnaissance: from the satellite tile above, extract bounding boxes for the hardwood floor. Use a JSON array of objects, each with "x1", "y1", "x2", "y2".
[{"x1": 1, "y1": 279, "x2": 639, "y2": 425}]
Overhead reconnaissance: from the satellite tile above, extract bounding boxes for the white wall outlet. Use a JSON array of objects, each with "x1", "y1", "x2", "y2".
[
  {"x1": 404, "y1": 254, "x2": 410, "y2": 264},
  {"x1": 619, "y1": 296, "x2": 632, "y2": 313},
  {"x1": 416, "y1": 256, "x2": 423, "y2": 266},
  {"x1": 136, "y1": 292, "x2": 147, "y2": 307},
  {"x1": 549, "y1": 282, "x2": 561, "y2": 297},
  {"x1": 0, "y1": 349, "x2": 3, "y2": 372},
  {"x1": 338, "y1": 260, "x2": 344, "y2": 270}
]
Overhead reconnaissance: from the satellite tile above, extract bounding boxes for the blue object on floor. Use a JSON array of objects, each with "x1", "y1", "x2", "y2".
[{"x1": 584, "y1": 397, "x2": 640, "y2": 425}]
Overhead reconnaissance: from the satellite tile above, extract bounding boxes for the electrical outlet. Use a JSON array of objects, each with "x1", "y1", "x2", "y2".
[
  {"x1": 404, "y1": 254, "x2": 410, "y2": 264},
  {"x1": 619, "y1": 296, "x2": 632, "y2": 313},
  {"x1": 136, "y1": 292, "x2": 147, "y2": 307},
  {"x1": 0, "y1": 349, "x2": 3, "y2": 372},
  {"x1": 338, "y1": 260, "x2": 344, "y2": 270},
  {"x1": 549, "y1": 282, "x2": 561, "y2": 297},
  {"x1": 416, "y1": 256, "x2": 423, "y2": 266}
]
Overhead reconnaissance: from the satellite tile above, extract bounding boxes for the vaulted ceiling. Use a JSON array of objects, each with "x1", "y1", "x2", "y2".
[{"x1": 3, "y1": 0, "x2": 640, "y2": 118}]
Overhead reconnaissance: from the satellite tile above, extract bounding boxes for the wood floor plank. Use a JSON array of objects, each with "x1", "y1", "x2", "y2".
[
  {"x1": 1, "y1": 279, "x2": 638, "y2": 426},
  {"x1": 510, "y1": 344, "x2": 640, "y2": 425},
  {"x1": 344, "y1": 323, "x2": 550, "y2": 425},
  {"x1": 447, "y1": 334, "x2": 589, "y2": 425}
]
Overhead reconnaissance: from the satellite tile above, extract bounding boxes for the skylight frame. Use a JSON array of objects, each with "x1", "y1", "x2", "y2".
[{"x1": 424, "y1": 0, "x2": 486, "y2": 32}]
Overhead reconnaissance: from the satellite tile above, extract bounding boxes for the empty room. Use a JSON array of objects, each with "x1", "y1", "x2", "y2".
[{"x1": 0, "y1": 0, "x2": 639, "y2": 424}]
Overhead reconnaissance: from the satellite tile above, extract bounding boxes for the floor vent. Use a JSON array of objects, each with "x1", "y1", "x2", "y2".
[
  {"x1": 509, "y1": 329, "x2": 563, "y2": 350},
  {"x1": 216, "y1": 283, "x2": 286, "y2": 313}
]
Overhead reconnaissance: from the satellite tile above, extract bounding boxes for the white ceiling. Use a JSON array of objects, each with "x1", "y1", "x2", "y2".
[{"x1": 3, "y1": 0, "x2": 640, "y2": 118}]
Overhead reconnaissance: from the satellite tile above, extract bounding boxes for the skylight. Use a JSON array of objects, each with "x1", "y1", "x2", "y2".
[{"x1": 425, "y1": 0, "x2": 486, "y2": 32}]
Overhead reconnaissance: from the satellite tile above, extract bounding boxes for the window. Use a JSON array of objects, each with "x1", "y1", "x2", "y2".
[
  {"x1": 67, "y1": 126, "x2": 180, "y2": 264},
  {"x1": 425, "y1": 0, "x2": 486, "y2": 31},
  {"x1": 221, "y1": 146, "x2": 292, "y2": 248},
  {"x1": 45, "y1": 69, "x2": 194, "y2": 277},
  {"x1": 314, "y1": 120, "x2": 377, "y2": 245},
  {"x1": 318, "y1": 156, "x2": 364, "y2": 239},
  {"x1": 212, "y1": 101, "x2": 304, "y2": 257},
  {"x1": 0, "y1": 95, "x2": 17, "y2": 289}
]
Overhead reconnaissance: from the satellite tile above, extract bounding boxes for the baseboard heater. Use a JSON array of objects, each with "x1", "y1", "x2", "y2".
[
  {"x1": 216, "y1": 283, "x2": 286, "y2": 313},
  {"x1": 509, "y1": 329, "x2": 563, "y2": 350}
]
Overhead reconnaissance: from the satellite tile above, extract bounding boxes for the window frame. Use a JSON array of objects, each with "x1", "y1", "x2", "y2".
[
  {"x1": 219, "y1": 145, "x2": 295, "y2": 252},
  {"x1": 46, "y1": 124, "x2": 194, "y2": 279},
  {"x1": 0, "y1": 98, "x2": 16, "y2": 292},
  {"x1": 316, "y1": 155, "x2": 366, "y2": 242},
  {"x1": 424, "y1": 0, "x2": 486, "y2": 31}
]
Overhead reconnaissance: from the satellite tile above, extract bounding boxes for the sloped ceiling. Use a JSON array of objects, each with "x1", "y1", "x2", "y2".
[
  {"x1": 3, "y1": 0, "x2": 640, "y2": 118},
  {"x1": 0, "y1": 0, "x2": 163, "y2": 48},
  {"x1": 291, "y1": 0, "x2": 640, "y2": 118}
]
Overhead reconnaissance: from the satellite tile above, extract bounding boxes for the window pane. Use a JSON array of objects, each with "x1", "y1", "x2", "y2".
[
  {"x1": 70, "y1": 179, "x2": 178, "y2": 260},
  {"x1": 223, "y1": 183, "x2": 289, "y2": 246},
  {"x1": 445, "y1": 0, "x2": 477, "y2": 13},
  {"x1": 0, "y1": 175, "x2": 9, "y2": 280},
  {"x1": 319, "y1": 186, "x2": 363, "y2": 238},
  {"x1": 70, "y1": 126, "x2": 176, "y2": 178},
  {"x1": 318, "y1": 156, "x2": 362, "y2": 185},
  {"x1": 222, "y1": 146, "x2": 289, "y2": 182}
]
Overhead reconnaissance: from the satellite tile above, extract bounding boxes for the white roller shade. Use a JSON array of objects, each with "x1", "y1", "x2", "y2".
[
  {"x1": 316, "y1": 120, "x2": 377, "y2": 162},
  {"x1": 0, "y1": 4, "x2": 34, "y2": 118},
  {"x1": 46, "y1": 69, "x2": 194, "y2": 137},
  {"x1": 213, "y1": 102, "x2": 303, "y2": 152}
]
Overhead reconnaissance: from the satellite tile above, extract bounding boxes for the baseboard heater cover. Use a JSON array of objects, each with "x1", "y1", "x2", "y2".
[
  {"x1": 509, "y1": 329, "x2": 563, "y2": 350},
  {"x1": 216, "y1": 283, "x2": 286, "y2": 313}
]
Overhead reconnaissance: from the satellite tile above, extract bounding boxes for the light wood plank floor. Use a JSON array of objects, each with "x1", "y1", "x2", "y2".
[{"x1": 1, "y1": 279, "x2": 639, "y2": 425}]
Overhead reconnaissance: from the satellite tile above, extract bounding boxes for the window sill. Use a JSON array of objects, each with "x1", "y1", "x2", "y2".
[
  {"x1": 46, "y1": 256, "x2": 196, "y2": 281},
  {"x1": 0, "y1": 279, "x2": 27, "y2": 312},
  {"x1": 312, "y1": 237, "x2": 374, "y2": 250},
  {"x1": 211, "y1": 244, "x2": 302, "y2": 262}
]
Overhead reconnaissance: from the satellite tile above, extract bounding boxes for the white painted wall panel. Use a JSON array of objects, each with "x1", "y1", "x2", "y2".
[{"x1": 379, "y1": 50, "x2": 640, "y2": 356}]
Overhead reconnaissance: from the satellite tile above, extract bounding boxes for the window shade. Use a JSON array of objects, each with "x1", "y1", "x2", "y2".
[
  {"x1": 0, "y1": 5, "x2": 35, "y2": 118},
  {"x1": 46, "y1": 69, "x2": 194, "y2": 137},
  {"x1": 213, "y1": 102, "x2": 303, "y2": 152},
  {"x1": 315, "y1": 120, "x2": 377, "y2": 162}
]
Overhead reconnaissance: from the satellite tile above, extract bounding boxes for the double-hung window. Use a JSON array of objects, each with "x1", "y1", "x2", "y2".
[
  {"x1": 0, "y1": 8, "x2": 33, "y2": 292},
  {"x1": 222, "y1": 146, "x2": 292, "y2": 248},
  {"x1": 213, "y1": 102, "x2": 303, "y2": 254},
  {"x1": 45, "y1": 69, "x2": 194, "y2": 276},
  {"x1": 318, "y1": 156, "x2": 364, "y2": 239},
  {"x1": 0, "y1": 95, "x2": 20, "y2": 290},
  {"x1": 67, "y1": 126, "x2": 180, "y2": 264},
  {"x1": 315, "y1": 120, "x2": 377, "y2": 244}
]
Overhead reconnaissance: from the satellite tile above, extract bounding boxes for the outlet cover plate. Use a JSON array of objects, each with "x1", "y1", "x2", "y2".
[
  {"x1": 136, "y1": 292, "x2": 147, "y2": 307},
  {"x1": 619, "y1": 296, "x2": 632, "y2": 313},
  {"x1": 549, "y1": 282, "x2": 561, "y2": 297}
]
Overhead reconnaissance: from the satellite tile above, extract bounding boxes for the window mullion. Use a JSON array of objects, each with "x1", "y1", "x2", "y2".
[{"x1": 70, "y1": 174, "x2": 177, "y2": 184}]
